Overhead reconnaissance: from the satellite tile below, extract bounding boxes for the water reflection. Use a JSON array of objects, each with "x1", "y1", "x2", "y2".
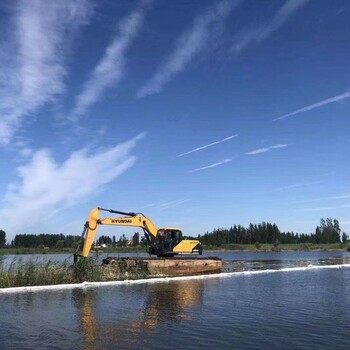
[
  {"x1": 80, "y1": 291, "x2": 97, "y2": 349},
  {"x1": 76, "y1": 279, "x2": 204, "y2": 349}
]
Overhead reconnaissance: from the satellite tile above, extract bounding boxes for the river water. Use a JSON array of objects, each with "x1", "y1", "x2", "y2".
[{"x1": 1, "y1": 251, "x2": 350, "y2": 349}]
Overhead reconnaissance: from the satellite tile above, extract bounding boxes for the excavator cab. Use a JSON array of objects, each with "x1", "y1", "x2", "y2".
[
  {"x1": 162, "y1": 229, "x2": 182, "y2": 252},
  {"x1": 151, "y1": 228, "x2": 184, "y2": 257},
  {"x1": 165, "y1": 229, "x2": 183, "y2": 243}
]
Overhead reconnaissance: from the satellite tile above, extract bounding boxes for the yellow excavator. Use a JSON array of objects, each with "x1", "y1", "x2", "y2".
[{"x1": 74, "y1": 207, "x2": 202, "y2": 262}]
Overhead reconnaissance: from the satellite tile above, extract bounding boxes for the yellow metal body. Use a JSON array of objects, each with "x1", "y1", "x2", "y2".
[
  {"x1": 80, "y1": 207, "x2": 200, "y2": 257},
  {"x1": 172, "y1": 239, "x2": 201, "y2": 253}
]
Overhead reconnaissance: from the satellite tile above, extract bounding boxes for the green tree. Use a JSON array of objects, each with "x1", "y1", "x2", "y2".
[
  {"x1": 56, "y1": 240, "x2": 65, "y2": 249},
  {"x1": 316, "y1": 218, "x2": 341, "y2": 243},
  {"x1": 117, "y1": 234, "x2": 127, "y2": 247},
  {"x1": 342, "y1": 232, "x2": 348, "y2": 244},
  {"x1": 132, "y1": 232, "x2": 140, "y2": 246},
  {"x1": 0, "y1": 230, "x2": 6, "y2": 248},
  {"x1": 97, "y1": 235, "x2": 112, "y2": 246}
]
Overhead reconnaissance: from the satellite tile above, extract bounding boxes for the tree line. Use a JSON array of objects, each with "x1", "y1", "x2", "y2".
[
  {"x1": 95, "y1": 232, "x2": 139, "y2": 247},
  {"x1": 9, "y1": 233, "x2": 81, "y2": 249},
  {"x1": 0, "y1": 218, "x2": 347, "y2": 249},
  {"x1": 200, "y1": 218, "x2": 345, "y2": 246},
  {"x1": 0, "y1": 231, "x2": 141, "y2": 249}
]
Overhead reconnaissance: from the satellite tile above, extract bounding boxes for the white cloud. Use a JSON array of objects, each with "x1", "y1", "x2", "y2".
[
  {"x1": 189, "y1": 158, "x2": 232, "y2": 173},
  {"x1": 274, "y1": 91, "x2": 350, "y2": 121},
  {"x1": 232, "y1": 0, "x2": 310, "y2": 53},
  {"x1": 0, "y1": 0, "x2": 93, "y2": 145},
  {"x1": 137, "y1": 0, "x2": 241, "y2": 98},
  {"x1": 178, "y1": 134, "x2": 238, "y2": 157},
  {"x1": 246, "y1": 144, "x2": 288, "y2": 155},
  {"x1": 71, "y1": 0, "x2": 152, "y2": 119},
  {"x1": 0, "y1": 133, "x2": 145, "y2": 236}
]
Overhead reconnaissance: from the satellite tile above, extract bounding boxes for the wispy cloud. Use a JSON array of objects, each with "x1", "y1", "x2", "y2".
[
  {"x1": 274, "y1": 91, "x2": 350, "y2": 121},
  {"x1": 246, "y1": 144, "x2": 288, "y2": 155},
  {"x1": 329, "y1": 193, "x2": 350, "y2": 200},
  {"x1": 189, "y1": 158, "x2": 232, "y2": 173},
  {"x1": 0, "y1": 133, "x2": 145, "y2": 236},
  {"x1": 297, "y1": 207, "x2": 336, "y2": 212},
  {"x1": 296, "y1": 191, "x2": 350, "y2": 204},
  {"x1": 273, "y1": 180, "x2": 322, "y2": 192},
  {"x1": 159, "y1": 199, "x2": 191, "y2": 210},
  {"x1": 71, "y1": 0, "x2": 152, "y2": 119},
  {"x1": 178, "y1": 134, "x2": 238, "y2": 157},
  {"x1": 144, "y1": 199, "x2": 191, "y2": 211},
  {"x1": 0, "y1": 0, "x2": 93, "y2": 145},
  {"x1": 232, "y1": 0, "x2": 310, "y2": 53},
  {"x1": 137, "y1": 0, "x2": 241, "y2": 98}
]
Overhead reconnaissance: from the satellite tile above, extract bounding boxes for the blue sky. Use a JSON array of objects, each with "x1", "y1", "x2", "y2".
[{"x1": 0, "y1": 0, "x2": 350, "y2": 241}]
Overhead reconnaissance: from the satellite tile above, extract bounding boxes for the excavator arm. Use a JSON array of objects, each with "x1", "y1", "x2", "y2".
[{"x1": 77, "y1": 207, "x2": 158, "y2": 258}]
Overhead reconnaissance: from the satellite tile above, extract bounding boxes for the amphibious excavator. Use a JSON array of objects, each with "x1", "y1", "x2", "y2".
[
  {"x1": 74, "y1": 207, "x2": 222, "y2": 275},
  {"x1": 74, "y1": 207, "x2": 202, "y2": 260}
]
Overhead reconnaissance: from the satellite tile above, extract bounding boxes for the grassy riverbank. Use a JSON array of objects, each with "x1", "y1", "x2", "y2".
[{"x1": 0, "y1": 258, "x2": 149, "y2": 288}]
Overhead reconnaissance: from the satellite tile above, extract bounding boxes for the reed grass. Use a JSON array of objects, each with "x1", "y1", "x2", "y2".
[{"x1": 0, "y1": 257, "x2": 149, "y2": 288}]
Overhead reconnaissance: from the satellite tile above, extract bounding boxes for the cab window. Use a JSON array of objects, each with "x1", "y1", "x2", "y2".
[{"x1": 165, "y1": 230, "x2": 183, "y2": 243}]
